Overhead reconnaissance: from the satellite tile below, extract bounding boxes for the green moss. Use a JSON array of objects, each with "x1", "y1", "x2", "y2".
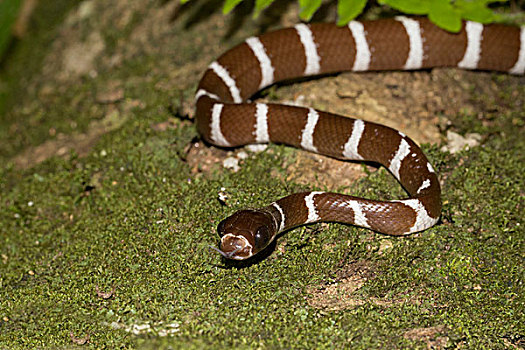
[{"x1": 2, "y1": 88, "x2": 523, "y2": 347}]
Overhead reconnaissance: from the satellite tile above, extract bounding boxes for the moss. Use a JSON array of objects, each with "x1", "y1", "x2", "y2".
[{"x1": 2, "y1": 90, "x2": 523, "y2": 348}]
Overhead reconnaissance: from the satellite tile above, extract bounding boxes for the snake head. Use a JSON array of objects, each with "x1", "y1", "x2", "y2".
[{"x1": 213, "y1": 209, "x2": 277, "y2": 260}]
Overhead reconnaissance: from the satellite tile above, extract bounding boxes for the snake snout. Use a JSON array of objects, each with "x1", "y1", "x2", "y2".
[{"x1": 220, "y1": 234, "x2": 253, "y2": 259}]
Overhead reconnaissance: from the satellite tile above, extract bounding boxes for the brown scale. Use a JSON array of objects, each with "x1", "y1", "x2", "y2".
[
  {"x1": 198, "y1": 69, "x2": 234, "y2": 102},
  {"x1": 216, "y1": 42, "x2": 262, "y2": 99},
  {"x1": 419, "y1": 19, "x2": 468, "y2": 68},
  {"x1": 362, "y1": 20, "x2": 411, "y2": 71},
  {"x1": 266, "y1": 104, "x2": 310, "y2": 147},
  {"x1": 309, "y1": 23, "x2": 358, "y2": 73},
  {"x1": 258, "y1": 28, "x2": 308, "y2": 83},
  {"x1": 272, "y1": 193, "x2": 311, "y2": 229},
  {"x1": 220, "y1": 104, "x2": 258, "y2": 145},
  {"x1": 478, "y1": 24, "x2": 522, "y2": 71},
  {"x1": 308, "y1": 111, "x2": 357, "y2": 157}
]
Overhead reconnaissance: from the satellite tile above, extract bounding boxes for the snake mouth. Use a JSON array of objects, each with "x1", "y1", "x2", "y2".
[{"x1": 211, "y1": 234, "x2": 253, "y2": 260}]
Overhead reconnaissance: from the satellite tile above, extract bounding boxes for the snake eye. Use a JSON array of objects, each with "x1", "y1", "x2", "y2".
[
  {"x1": 217, "y1": 219, "x2": 227, "y2": 237},
  {"x1": 254, "y1": 226, "x2": 270, "y2": 250}
]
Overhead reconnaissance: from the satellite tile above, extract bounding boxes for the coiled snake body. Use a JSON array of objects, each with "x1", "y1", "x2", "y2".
[{"x1": 195, "y1": 17, "x2": 524, "y2": 260}]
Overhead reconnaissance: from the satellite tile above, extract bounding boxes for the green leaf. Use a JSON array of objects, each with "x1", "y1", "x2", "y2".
[
  {"x1": 299, "y1": 0, "x2": 322, "y2": 21},
  {"x1": 455, "y1": 0, "x2": 494, "y2": 23},
  {"x1": 0, "y1": 0, "x2": 22, "y2": 59},
  {"x1": 378, "y1": 0, "x2": 430, "y2": 15},
  {"x1": 337, "y1": 0, "x2": 367, "y2": 26},
  {"x1": 222, "y1": 0, "x2": 244, "y2": 14},
  {"x1": 428, "y1": 0, "x2": 462, "y2": 32},
  {"x1": 253, "y1": 0, "x2": 275, "y2": 18}
]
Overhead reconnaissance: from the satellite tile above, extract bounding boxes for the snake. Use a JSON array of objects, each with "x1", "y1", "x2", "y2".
[{"x1": 194, "y1": 17, "x2": 524, "y2": 260}]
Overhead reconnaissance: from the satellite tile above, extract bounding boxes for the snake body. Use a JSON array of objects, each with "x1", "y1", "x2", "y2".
[{"x1": 195, "y1": 17, "x2": 524, "y2": 260}]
